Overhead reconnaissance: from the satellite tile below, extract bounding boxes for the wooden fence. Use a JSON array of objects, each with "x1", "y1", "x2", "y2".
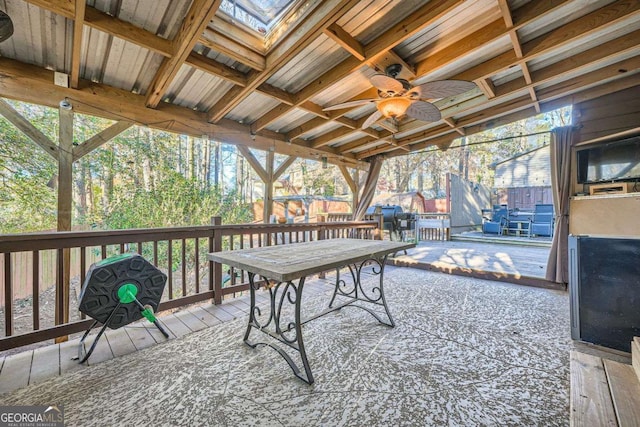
[{"x1": 0, "y1": 218, "x2": 379, "y2": 351}]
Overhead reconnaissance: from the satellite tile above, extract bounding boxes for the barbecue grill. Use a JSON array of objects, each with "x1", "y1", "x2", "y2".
[{"x1": 366, "y1": 205, "x2": 416, "y2": 241}]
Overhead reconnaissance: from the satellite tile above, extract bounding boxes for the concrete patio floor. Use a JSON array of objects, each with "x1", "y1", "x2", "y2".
[{"x1": 1, "y1": 266, "x2": 575, "y2": 426}]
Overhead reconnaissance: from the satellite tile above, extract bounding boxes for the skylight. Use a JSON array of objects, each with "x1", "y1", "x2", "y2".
[{"x1": 220, "y1": 0, "x2": 297, "y2": 34}]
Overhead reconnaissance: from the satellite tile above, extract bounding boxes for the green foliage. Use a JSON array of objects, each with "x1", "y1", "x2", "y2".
[{"x1": 105, "y1": 172, "x2": 252, "y2": 229}]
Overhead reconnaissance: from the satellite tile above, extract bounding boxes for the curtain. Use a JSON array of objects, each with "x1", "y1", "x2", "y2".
[
  {"x1": 352, "y1": 156, "x2": 384, "y2": 220},
  {"x1": 546, "y1": 127, "x2": 574, "y2": 284}
]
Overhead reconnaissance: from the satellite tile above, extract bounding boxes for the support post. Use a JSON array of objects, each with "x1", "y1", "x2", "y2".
[
  {"x1": 55, "y1": 107, "x2": 74, "y2": 342},
  {"x1": 264, "y1": 149, "x2": 274, "y2": 223}
]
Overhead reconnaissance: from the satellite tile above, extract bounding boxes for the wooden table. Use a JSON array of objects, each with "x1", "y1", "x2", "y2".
[{"x1": 208, "y1": 238, "x2": 415, "y2": 384}]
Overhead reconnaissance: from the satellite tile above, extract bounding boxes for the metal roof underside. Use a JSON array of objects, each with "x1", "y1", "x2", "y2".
[{"x1": 0, "y1": 0, "x2": 638, "y2": 169}]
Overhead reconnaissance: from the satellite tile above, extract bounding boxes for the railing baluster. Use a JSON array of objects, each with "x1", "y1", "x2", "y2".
[
  {"x1": 194, "y1": 238, "x2": 200, "y2": 294},
  {"x1": 137, "y1": 242, "x2": 142, "y2": 255},
  {"x1": 153, "y1": 241, "x2": 158, "y2": 265},
  {"x1": 32, "y1": 251, "x2": 40, "y2": 330},
  {"x1": 101, "y1": 245, "x2": 107, "y2": 259},
  {"x1": 4, "y1": 253, "x2": 13, "y2": 336},
  {"x1": 79, "y1": 247, "x2": 86, "y2": 320},
  {"x1": 168, "y1": 240, "x2": 173, "y2": 299},
  {"x1": 181, "y1": 239, "x2": 187, "y2": 297},
  {"x1": 230, "y1": 236, "x2": 235, "y2": 286}
]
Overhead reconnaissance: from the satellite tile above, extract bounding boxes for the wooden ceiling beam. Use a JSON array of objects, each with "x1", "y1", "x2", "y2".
[
  {"x1": 414, "y1": 0, "x2": 571, "y2": 79},
  {"x1": 200, "y1": 29, "x2": 266, "y2": 71},
  {"x1": 373, "y1": 133, "x2": 458, "y2": 158},
  {"x1": 145, "y1": 0, "x2": 222, "y2": 108},
  {"x1": 207, "y1": 0, "x2": 361, "y2": 123},
  {"x1": 237, "y1": 145, "x2": 269, "y2": 182},
  {"x1": 73, "y1": 121, "x2": 134, "y2": 162},
  {"x1": 0, "y1": 57, "x2": 367, "y2": 169},
  {"x1": 324, "y1": 23, "x2": 365, "y2": 61},
  {"x1": 454, "y1": 0, "x2": 640, "y2": 83},
  {"x1": 187, "y1": 53, "x2": 247, "y2": 86},
  {"x1": 0, "y1": 99, "x2": 59, "y2": 160},
  {"x1": 274, "y1": 156, "x2": 297, "y2": 180},
  {"x1": 370, "y1": 56, "x2": 640, "y2": 158},
  {"x1": 211, "y1": 0, "x2": 462, "y2": 129},
  {"x1": 69, "y1": 0, "x2": 86, "y2": 89},
  {"x1": 337, "y1": 136, "x2": 378, "y2": 154}
]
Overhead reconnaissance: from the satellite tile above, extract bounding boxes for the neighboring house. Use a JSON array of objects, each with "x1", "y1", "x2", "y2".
[{"x1": 492, "y1": 144, "x2": 553, "y2": 211}]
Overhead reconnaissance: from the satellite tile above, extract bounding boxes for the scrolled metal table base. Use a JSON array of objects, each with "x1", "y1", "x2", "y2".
[{"x1": 243, "y1": 254, "x2": 394, "y2": 385}]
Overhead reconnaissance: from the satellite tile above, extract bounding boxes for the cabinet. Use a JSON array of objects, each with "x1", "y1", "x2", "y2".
[{"x1": 570, "y1": 194, "x2": 640, "y2": 237}]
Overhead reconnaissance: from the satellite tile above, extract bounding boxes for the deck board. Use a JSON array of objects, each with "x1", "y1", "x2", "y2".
[
  {"x1": 157, "y1": 313, "x2": 191, "y2": 338},
  {"x1": 29, "y1": 344, "x2": 60, "y2": 385},
  {"x1": 59, "y1": 339, "x2": 84, "y2": 375},
  {"x1": 603, "y1": 359, "x2": 640, "y2": 426},
  {"x1": 84, "y1": 333, "x2": 115, "y2": 366},
  {"x1": 174, "y1": 310, "x2": 208, "y2": 332},
  {"x1": 570, "y1": 351, "x2": 617, "y2": 427},
  {"x1": 187, "y1": 306, "x2": 222, "y2": 328},
  {"x1": 201, "y1": 303, "x2": 236, "y2": 322},
  {"x1": 0, "y1": 351, "x2": 33, "y2": 393},
  {"x1": 123, "y1": 324, "x2": 156, "y2": 351},
  {"x1": 105, "y1": 328, "x2": 138, "y2": 357}
]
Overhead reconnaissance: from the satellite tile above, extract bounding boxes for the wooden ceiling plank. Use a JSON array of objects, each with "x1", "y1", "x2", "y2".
[
  {"x1": 187, "y1": 53, "x2": 247, "y2": 86},
  {"x1": 70, "y1": 0, "x2": 86, "y2": 89},
  {"x1": 146, "y1": 0, "x2": 222, "y2": 108},
  {"x1": 324, "y1": 23, "x2": 365, "y2": 60},
  {"x1": 0, "y1": 98, "x2": 59, "y2": 160},
  {"x1": 207, "y1": 0, "x2": 361, "y2": 123},
  {"x1": 73, "y1": 121, "x2": 134, "y2": 162},
  {"x1": 200, "y1": 29, "x2": 266, "y2": 70}
]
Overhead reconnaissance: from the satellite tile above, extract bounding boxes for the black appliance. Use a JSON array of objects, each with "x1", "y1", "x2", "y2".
[
  {"x1": 365, "y1": 205, "x2": 416, "y2": 241},
  {"x1": 569, "y1": 235, "x2": 640, "y2": 352}
]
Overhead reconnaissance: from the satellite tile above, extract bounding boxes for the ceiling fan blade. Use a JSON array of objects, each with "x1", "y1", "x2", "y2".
[
  {"x1": 322, "y1": 99, "x2": 377, "y2": 111},
  {"x1": 362, "y1": 110, "x2": 383, "y2": 129},
  {"x1": 411, "y1": 80, "x2": 476, "y2": 99},
  {"x1": 406, "y1": 101, "x2": 441, "y2": 122},
  {"x1": 370, "y1": 74, "x2": 404, "y2": 94}
]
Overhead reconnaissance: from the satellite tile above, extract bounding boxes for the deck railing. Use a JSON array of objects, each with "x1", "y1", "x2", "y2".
[
  {"x1": 415, "y1": 213, "x2": 451, "y2": 241},
  {"x1": 0, "y1": 218, "x2": 379, "y2": 351}
]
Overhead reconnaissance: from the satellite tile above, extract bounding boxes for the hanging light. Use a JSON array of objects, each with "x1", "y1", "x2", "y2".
[
  {"x1": 377, "y1": 97, "x2": 411, "y2": 119},
  {"x1": 0, "y1": 10, "x2": 13, "y2": 43}
]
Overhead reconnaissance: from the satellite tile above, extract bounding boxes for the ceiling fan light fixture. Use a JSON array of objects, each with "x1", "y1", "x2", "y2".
[
  {"x1": 378, "y1": 97, "x2": 411, "y2": 119},
  {"x1": 0, "y1": 10, "x2": 13, "y2": 43}
]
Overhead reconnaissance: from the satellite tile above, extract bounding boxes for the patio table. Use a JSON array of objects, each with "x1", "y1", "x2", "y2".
[{"x1": 208, "y1": 238, "x2": 415, "y2": 384}]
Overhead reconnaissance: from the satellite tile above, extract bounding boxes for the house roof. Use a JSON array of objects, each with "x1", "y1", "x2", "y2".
[{"x1": 0, "y1": 0, "x2": 638, "y2": 170}]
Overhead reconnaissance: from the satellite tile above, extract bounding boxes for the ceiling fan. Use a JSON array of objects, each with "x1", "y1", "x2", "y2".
[{"x1": 323, "y1": 64, "x2": 476, "y2": 130}]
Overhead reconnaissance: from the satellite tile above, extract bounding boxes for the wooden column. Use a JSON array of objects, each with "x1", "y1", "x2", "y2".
[
  {"x1": 55, "y1": 107, "x2": 73, "y2": 338},
  {"x1": 339, "y1": 165, "x2": 359, "y2": 215},
  {"x1": 264, "y1": 149, "x2": 274, "y2": 223}
]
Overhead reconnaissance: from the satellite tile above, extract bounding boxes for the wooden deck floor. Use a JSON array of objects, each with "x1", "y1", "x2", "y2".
[
  {"x1": 393, "y1": 238, "x2": 557, "y2": 289},
  {"x1": 0, "y1": 238, "x2": 559, "y2": 396},
  {"x1": 0, "y1": 281, "x2": 331, "y2": 395}
]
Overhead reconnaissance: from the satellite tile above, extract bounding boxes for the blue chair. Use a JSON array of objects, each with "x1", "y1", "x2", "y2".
[
  {"x1": 529, "y1": 204, "x2": 554, "y2": 237},
  {"x1": 482, "y1": 207, "x2": 509, "y2": 235}
]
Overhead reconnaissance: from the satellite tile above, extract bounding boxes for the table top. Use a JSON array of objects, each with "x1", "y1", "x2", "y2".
[{"x1": 208, "y1": 238, "x2": 415, "y2": 282}]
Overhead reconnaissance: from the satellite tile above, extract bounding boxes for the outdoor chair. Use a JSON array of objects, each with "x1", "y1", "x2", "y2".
[
  {"x1": 529, "y1": 204, "x2": 554, "y2": 237},
  {"x1": 482, "y1": 207, "x2": 509, "y2": 235}
]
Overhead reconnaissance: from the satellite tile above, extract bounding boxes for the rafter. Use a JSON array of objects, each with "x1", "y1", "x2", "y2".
[
  {"x1": 361, "y1": 56, "x2": 640, "y2": 158},
  {"x1": 324, "y1": 23, "x2": 365, "y2": 60},
  {"x1": 241, "y1": 0, "x2": 463, "y2": 141},
  {"x1": 200, "y1": 28, "x2": 266, "y2": 71},
  {"x1": 145, "y1": 0, "x2": 222, "y2": 108},
  {"x1": 69, "y1": 0, "x2": 86, "y2": 89},
  {"x1": 207, "y1": 0, "x2": 361, "y2": 123}
]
